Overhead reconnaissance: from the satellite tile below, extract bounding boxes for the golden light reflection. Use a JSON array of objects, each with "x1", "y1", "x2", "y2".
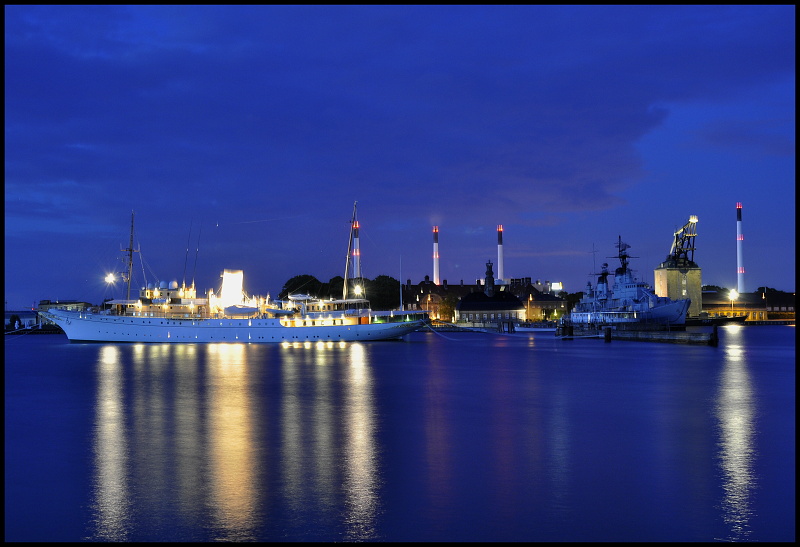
[
  {"x1": 279, "y1": 345, "x2": 306, "y2": 514},
  {"x1": 206, "y1": 343, "x2": 259, "y2": 540},
  {"x1": 311, "y1": 348, "x2": 336, "y2": 513},
  {"x1": 716, "y1": 328, "x2": 756, "y2": 541},
  {"x1": 88, "y1": 339, "x2": 385, "y2": 540},
  {"x1": 342, "y1": 343, "x2": 380, "y2": 541},
  {"x1": 92, "y1": 345, "x2": 131, "y2": 541}
]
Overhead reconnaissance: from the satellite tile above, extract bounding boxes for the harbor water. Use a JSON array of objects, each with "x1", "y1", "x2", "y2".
[{"x1": 4, "y1": 325, "x2": 795, "y2": 541}]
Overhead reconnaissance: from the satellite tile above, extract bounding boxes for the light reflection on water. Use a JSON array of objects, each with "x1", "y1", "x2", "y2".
[
  {"x1": 72, "y1": 327, "x2": 791, "y2": 541},
  {"x1": 91, "y1": 345, "x2": 131, "y2": 541},
  {"x1": 342, "y1": 343, "x2": 380, "y2": 541},
  {"x1": 88, "y1": 341, "x2": 380, "y2": 541},
  {"x1": 715, "y1": 325, "x2": 757, "y2": 541},
  {"x1": 206, "y1": 343, "x2": 259, "y2": 541}
]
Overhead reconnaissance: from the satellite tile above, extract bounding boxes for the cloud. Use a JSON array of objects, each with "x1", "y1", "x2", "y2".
[{"x1": 4, "y1": 5, "x2": 795, "y2": 307}]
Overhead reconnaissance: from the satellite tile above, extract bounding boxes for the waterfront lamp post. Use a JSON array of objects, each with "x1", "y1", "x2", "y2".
[
  {"x1": 105, "y1": 273, "x2": 116, "y2": 301},
  {"x1": 729, "y1": 289, "x2": 738, "y2": 311}
]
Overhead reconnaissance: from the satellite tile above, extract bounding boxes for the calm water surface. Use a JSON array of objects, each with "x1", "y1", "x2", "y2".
[{"x1": 4, "y1": 325, "x2": 795, "y2": 541}]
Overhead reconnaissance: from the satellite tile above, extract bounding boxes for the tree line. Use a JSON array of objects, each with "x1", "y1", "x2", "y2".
[{"x1": 278, "y1": 274, "x2": 403, "y2": 310}]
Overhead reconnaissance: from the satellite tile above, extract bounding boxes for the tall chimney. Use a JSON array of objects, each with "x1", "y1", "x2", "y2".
[
  {"x1": 496, "y1": 225, "x2": 504, "y2": 283},
  {"x1": 433, "y1": 226, "x2": 440, "y2": 285},
  {"x1": 736, "y1": 202, "x2": 745, "y2": 293}
]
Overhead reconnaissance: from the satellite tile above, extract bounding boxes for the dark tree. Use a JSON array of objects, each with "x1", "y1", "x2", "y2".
[
  {"x1": 701, "y1": 285, "x2": 725, "y2": 292},
  {"x1": 437, "y1": 293, "x2": 460, "y2": 323},
  {"x1": 365, "y1": 275, "x2": 401, "y2": 310},
  {"x1": 320, "y1": 276, "x2": 345, "y2": 299},
  {"x1": 7, "y1": 314, "x2": 21, "y2": 330},
  {"x1": 279, "y1": 275, "x2": 323, "y2": 300}
]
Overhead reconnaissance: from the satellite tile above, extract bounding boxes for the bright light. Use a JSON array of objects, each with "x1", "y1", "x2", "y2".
[
  {"x1": 729, "y1": 289, "x2": 738, "y2": 301},
  {"x1": 354, "y1": 285, "x2": 362, "y2": 296},
  {"x1": 689, "y1": 215, "x2": 698, "y2": 223},
  {"x1": 105, "y1": 273, "x2": 116, "y2": 284},
  {"x1": 220, "y1": 269, "x2": 245, "y2": 309}
]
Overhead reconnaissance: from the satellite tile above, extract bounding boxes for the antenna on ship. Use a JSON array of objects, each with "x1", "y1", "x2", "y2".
[
  {"x1": 191, "y1": 222, "x2": 202, "y2": 291},
  {"x1": 182, "y1": 219, "x2": 193, "y2": 290}
]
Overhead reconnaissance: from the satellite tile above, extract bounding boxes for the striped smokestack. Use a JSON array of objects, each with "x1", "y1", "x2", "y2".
[
  {"x1": 433, "y1": 226, "x2": 440, "y2": 285},
  {"x1": 736, "y1": 202, "x2": 744, "y2": 293},
  {"x1": 497, "y1": 225, "x2": 504, "y2": 283}
]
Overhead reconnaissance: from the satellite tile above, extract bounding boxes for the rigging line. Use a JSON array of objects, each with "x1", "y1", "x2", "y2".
[
  {"x1": 4, "y1": 325, "x2": 41, "y2": 339},
  {"x1": 138, "y1": 248, "x2": 149, "y2": 289},
  {"x1": 139, "y1": 252, "x2": 160, "y2": 286},
  {"x1": 421, "y1": 321, "x2": 466, "y2": 340},
  {"x1": 420, "y1": 321, "x2": 524, "y2": 341},
  {"x1": 182, "y1": 219, "x2": 193, "y2": 288},
  {"x1": 192, "y1": 222, "x2": 202, "y2": 288},
  {"x1": 215, "y1": 214, "x2": 310, "y2": 226}
]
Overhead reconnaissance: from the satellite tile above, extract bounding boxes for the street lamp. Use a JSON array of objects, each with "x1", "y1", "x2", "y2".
[
  {"x1": 104, "y1": 273, "x2": 118, "y2": 303},
  {"x1": 729, "y1": 289, "x2": 738, "y2": 311}
]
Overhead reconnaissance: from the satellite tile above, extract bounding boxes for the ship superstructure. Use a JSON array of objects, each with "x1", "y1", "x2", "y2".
[
  {"x1": 42, "y1": 205, "x2": 427, "y2": 343},
  {"x1": 569, "y1": 237, "x2": 691, "y2": 327}
]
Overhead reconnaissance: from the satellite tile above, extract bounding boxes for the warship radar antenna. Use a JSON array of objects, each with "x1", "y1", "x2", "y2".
[{"x1": 610, "y1": 236, "x2": 637, "y2": 272}]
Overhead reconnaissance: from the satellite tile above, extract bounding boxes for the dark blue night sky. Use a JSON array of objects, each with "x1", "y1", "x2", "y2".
[{"x1": 4, "y1": 5, "x2": 795, "y2": 308}]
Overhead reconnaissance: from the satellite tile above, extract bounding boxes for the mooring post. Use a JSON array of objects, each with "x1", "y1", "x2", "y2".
[{"x1": 604, "y1": 327, "x2": 612, "y2": 342}]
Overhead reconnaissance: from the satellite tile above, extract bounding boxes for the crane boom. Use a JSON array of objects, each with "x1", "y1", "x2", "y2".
[{"x1": 666, "y1": 215, "x2": 698, "y2": 266}]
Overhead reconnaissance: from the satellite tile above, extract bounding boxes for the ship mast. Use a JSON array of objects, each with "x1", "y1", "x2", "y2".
[
  {"x1": 343, "y1": 201, "x2": 357, "y2": 300},
  {"x1": 612, "y1": 236, "x2": 636, "y2": 275},
  {"x1": 122, "y1": 211, "x2": 139, "y2": 300}
]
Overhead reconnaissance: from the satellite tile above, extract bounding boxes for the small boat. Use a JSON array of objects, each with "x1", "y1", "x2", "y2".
[
  {"x1": 684, "y1": 313, "x2": 748, "y2": 326},
  {"x1": 514, "y1": 321, "x2": 557, "y2": 332},
  {"x1": 43, "y1": 207, "x2": 428, "y2": 343},
  {"x1": 564, "y1": 237, "x2": 691, "y2": 329}
]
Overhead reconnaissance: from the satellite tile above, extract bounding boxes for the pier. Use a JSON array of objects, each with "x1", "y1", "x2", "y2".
[{"x1": 557, "y1": 325, "x2": 718, "y2": 346}]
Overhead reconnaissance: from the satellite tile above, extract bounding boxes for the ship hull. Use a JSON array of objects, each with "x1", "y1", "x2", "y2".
[
  {"x1": 684, "y1": 314, "x2": 748, "y2": 327},
  {"x1": 569, "y1": 298, "x2": 690, "y2": 326},
  {"x1": 43, "y1": 309, "x2": 425, "y2": 343}
]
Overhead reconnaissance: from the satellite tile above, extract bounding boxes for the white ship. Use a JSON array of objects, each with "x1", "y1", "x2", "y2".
[
  {"x1": 43, "y1": 206, "x2": 428, "y2": 343},
  {"x1": 567, "y1": 237, "x2": 690, "y2": 327}
]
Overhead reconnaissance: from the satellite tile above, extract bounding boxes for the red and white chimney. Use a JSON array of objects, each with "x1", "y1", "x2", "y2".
[
  {"x1": 497, "y1": 225, "x2": 504, "y2": 283},
  {"x1": 433, "y1": 226, "x2": 440, "y2": 285},
  {"x1": 736, "y1": 202, "x2": 744, "y2": 293}
]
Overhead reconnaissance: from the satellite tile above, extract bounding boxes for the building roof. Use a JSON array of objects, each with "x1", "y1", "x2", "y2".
[
  {"x1": 701, "y1": 290, "x2": 795, "y2": 308},
  {"x1": 456, "y1": 290, "x2": 525, "y2": 312}
]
